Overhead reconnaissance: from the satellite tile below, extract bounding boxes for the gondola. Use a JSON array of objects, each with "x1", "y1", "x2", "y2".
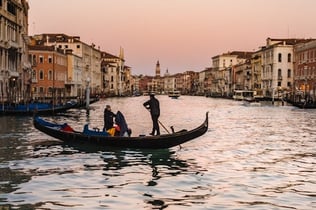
[
  {"x1": 0, "y1": 101, "x2": 78, "y2": 115},
  {"x1": 33, "y1": 112, "x2": 209, "y2": 149}
]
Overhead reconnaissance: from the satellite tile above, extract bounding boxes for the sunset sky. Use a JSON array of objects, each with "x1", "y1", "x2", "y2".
[{"x1": 28, "y1": 0, "x2": 316, "y2": 75}]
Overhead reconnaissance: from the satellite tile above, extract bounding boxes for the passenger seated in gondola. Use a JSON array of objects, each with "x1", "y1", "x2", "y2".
[
  {"x1": 114, "y1": 111, "x2": 132, "y2": 137},
  {"x1": 103, "y1": 105, "x2": 116, "y2": 132}
]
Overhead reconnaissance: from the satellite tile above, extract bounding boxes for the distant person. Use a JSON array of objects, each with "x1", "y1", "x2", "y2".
[
  {"x1": 103, "y1": 105, "x2": 116, "y2": 131},
  {"x1": 143, "y1": 93, "x2": 160, "y2": 135}
]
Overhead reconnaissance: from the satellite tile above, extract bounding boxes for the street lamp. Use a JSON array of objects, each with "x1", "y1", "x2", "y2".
[
  {"x1": 86, "y1": 77, "x2": 90, "y2": 109},
  {"x1": 303, "y1": 65, "x2": 308, "y2": 103}
]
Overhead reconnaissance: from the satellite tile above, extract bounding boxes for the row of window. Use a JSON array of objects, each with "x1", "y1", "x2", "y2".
[
  {"x1": 33, "y1": 87, "x2": 55, "y2": 94},
  {"x1": 30, "y1": 54, "x2": 67, "y2": 66},
  {"x1": 31, "y1": 55, "x2": 53, "y2": 64},
  {"x1": 262, "y1": 69, "x2": 292, "y2": 78},
  {"x1": 32, "y1": 70, "x2": 54, "y2": 80},
  {"x1": 278, "y1": 53, "x2": 292, "y2": 62},
  {"x1": 297, "y1": 66, "x2": 316, "y2": 77},
  {"x1": 297, "y1": 50, "x2": 316, "y2": 63}
]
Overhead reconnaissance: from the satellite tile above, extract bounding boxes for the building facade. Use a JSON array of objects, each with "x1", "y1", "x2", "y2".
[
  {"x1": 293, "y1": 40, "x2": 316, "y2": 103},
  {"x1": 0, "y1": 0, "x2": 30, "y2": 103},
  {"x1": 29, "y1": 45, "x2": 67, "y2": 103}
]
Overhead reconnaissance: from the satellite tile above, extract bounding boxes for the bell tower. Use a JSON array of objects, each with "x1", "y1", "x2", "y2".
[{"x1": 155, "y1": 60, "x2": 161, "y2": 78}]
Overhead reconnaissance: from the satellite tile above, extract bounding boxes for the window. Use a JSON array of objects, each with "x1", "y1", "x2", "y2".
[
  {"x1": 0, "y1": 0, "x2": 2, "y2": 7},
  {"x1": 39, "y1": 70, "x2": 44, "y2": 80},
  {"x1": 7, "y1": 1, "x2": 16, "y2": 15},
  {"x1": 287, "y1": 69, "x2": 291, "y2": 78},
  {"x1": 111, "y1": 76, "x2": 114, "y2": 82},
  {"x1": 65, "y1": 45, "x2": 68, "y2": 49},
  {"x1": 39, "y1": 56, "x2": 44, "y2": 63},
  {"x1": 278, "y1": 81, "x2": 281, "y2": 87},
  {"x1": 77, "y1": 45, "x2": 80, "y2": 49},
  {"x1": 32, "y1": 55, "x2": 36, "y2": 65},
  {"x1": 278, "y1": 53, "x2": 282, "y2": 62},
  {"x1": 278, "y1": 69, "x2": 282, "y2": 77},
  {"x1": 48, "y1": 56, "x2": 52, "y2": 63},
  {"x1": 48, "y1": 70, "x2": 53, "y2": 80},
  {"x1": 39, "y1": 87, "x2": 44, "y2": 93},
  {"x1": 288, "y1": 53, "x2": 291, "y2": 62},
  {"x1": 287, "y1": 82, "x2": 291, "y2": 88},
  {"x1": 32, "y1": 70, "x2": 37, "y2": 80}
]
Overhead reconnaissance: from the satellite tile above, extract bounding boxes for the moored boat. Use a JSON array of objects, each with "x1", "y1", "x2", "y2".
[
  {"x1": 168, "y1": 90, "x2": 181, "y2": 99},
  {"x1": 33, "y1": 112, "x2": 209, "y2": 149},
  {"x1": 0, "y1": 101, "x2": 77, "y2": 115}
]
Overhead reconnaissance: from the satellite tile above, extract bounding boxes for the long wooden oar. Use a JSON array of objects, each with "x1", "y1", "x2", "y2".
[{"x1": 158, "y1": 119, "x2": 170, "y2": 134}]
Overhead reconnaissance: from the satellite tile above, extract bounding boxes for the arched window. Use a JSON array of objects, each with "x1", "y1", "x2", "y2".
[
  {"x1": 39, "y1": 70, "x2": 44, "y2": 80},
  {"x1": 48, "y1": 70, "x2": 53, "y2": 80},
  {"x1": 278, "y1": 69, "x2": 282, "y2": 79},
  {"x1": 278, "y1": 53, "x2": 282, "y2": 62},
  {"x1": 288, "y1": 53, "x2": 291, "y2": 62}
]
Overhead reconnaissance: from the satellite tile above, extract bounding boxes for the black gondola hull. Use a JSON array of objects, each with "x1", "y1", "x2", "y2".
[{"x1": 33, "y1": 112, "x2": 209, "y2": 149}]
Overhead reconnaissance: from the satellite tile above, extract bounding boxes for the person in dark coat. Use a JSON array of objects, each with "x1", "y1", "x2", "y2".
[
  {"x1": 115, "y1": 111, "x2": 131, "y2": 136},
  {"x1": 103, "y1": 105, "x2": 116, "y2": 131},
  {"x1": 143, "y1": 93, "x2": 160, "y2": 135}
]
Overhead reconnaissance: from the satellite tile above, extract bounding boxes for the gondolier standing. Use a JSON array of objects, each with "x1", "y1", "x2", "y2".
[{"x1": 143, "y1": 93, "x2": 160, "y2": 135}]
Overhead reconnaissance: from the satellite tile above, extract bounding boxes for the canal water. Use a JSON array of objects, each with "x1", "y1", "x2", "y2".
[{"x1": 0, "y1": 96, "x2": 315, "y2": 209}]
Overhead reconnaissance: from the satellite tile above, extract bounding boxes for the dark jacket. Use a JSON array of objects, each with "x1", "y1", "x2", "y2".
[
  {"x1": 104, "y1": 109, "x2": 116, "y2": 130},
  {"x1": 143, "y1": 96, "x2": 160, "y2": 116},
  {"x1": 115, "y1": 111, "x2": 129, "y2": 136}
]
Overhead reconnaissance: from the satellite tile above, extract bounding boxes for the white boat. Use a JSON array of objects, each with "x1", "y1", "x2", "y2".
[
  {"x1": 168, "y1": 90, "x2": 181, "y2": 99},
  {"x1": 233, "y1": 90, "x2": 255, "y2": 102}
]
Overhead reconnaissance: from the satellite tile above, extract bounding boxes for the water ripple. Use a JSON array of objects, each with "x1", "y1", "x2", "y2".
[{"x1": 0, "y1": 96, "x2": 315, "y2": 209}]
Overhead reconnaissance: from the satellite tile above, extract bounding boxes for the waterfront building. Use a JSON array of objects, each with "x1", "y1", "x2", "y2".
[
  {"x1": 293, "y1": 40, "x2": 316, "y2": 103},
  {"x1": 100, "y1": 50, "x2": 129, "y2": 96},
  {"x1": 65, "y1": 49, "x2": 83, "y2": 98},
  {"x1": 203, "y1": 67, "x2": 214, "y2": 96},
  {"x1": 181, "y1": 71, "x2": 198, "y2": 95},
  {"x1": 0, "y1": 0, "x2": 31, "y2": 103},
  {"x1": 233, "y1": 58, "x2": 252, "y2": 91},
  {"x1": 251, "y1": 52, "x2": 263, "y2": 98},
  {"x1": 30, "y1": 34, "x2": 102, "y2": 96},
  {"x1": 197, "y1": 69, "x2": 206, "y2": 95},
  {"x1": 163, "y1": 69, "x2": 176, "y2": 93},
  {"x1": 28, "y1": 45, "x2": 67, "y2": 103},
  {"x1": 211, "y1": 51, "x2": 252, "y2": 97},
  {"x1": 259, "y1": 38, "x2": 309, "y2": 100}
]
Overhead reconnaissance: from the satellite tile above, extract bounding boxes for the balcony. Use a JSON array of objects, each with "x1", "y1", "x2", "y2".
[
  {"x1": 8, "y1": 40, "x2": 20, "y2": 49},
  {"x1": 9, "y1": 71, "x2": 19, "y2": 78}
]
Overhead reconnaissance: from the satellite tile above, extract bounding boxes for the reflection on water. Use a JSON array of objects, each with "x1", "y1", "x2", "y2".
[{"x1": 0, "y1": 96, "x2": 315, "y2": 209}]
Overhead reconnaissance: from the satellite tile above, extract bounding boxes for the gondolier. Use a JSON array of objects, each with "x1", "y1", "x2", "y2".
[{"x1": 143, "y1": 93, "x2": 160, "y2": 136}]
